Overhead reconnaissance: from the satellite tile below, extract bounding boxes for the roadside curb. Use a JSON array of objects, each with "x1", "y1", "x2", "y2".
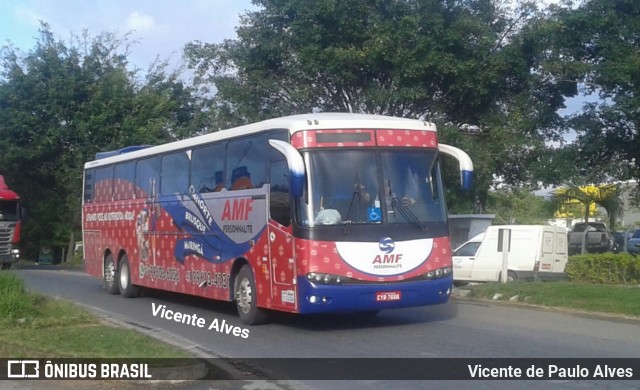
[
  {"x1": 145, "y1": 361, "x2": 209, "y2": 381},
  {"x1": 17, "y1": 268, "x2": 306, "y2": 388},
  {"x1": 450, "y1": 290, "x2": 640, "y2": 325},
  {"x1": 76, "y1": 304, "x2": 309, "y2": 387},
  {"x1": 60, "y1": 300, "x2": 261, "y2": 382}
]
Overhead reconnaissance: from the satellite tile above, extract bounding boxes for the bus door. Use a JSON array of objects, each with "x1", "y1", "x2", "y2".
[{"x1": 267, "y1": 159, "x2": 297, "y2": 310}]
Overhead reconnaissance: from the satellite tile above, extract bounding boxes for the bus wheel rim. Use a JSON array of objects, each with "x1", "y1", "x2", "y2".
[
  {"x1": 105, "y1": 262, "x2": 115, "y2": 285},
  {"x1": 120, "y1": 263, "x2": 129, "y2": 287},
  {"x1": 237, "y1": 278, "x2": 252, "y2": 314}
]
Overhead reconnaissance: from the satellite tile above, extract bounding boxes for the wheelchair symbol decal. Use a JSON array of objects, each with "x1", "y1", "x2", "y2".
[{"x1": 368, "y1": 207, "x2": 381, "y2": 222}]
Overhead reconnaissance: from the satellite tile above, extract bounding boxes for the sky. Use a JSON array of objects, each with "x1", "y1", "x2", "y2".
[{"x1": 0, "y1": 0, "x2": 258, "y2": 72}]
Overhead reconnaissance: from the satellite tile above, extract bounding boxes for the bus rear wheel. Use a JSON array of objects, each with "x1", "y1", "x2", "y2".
[
  {"x1": 234, "y1": 265, "x2": 269, "y2": 325},
  {"x1": 103, "y1": 254, "x2": 119, "y2": 295},
  {"x1": 118, "y1": 255, "x2": 140, "y2": 298}
]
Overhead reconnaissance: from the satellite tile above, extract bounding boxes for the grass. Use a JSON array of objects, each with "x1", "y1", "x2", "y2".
[
  {"x1": 0, "y1": 272, "x2": 192, "y2": 358},
  {"x1": 465, "y1": 281, "x2": 640, "y2": 318},
  {"x1": 0, "y1": 326, "x2": 193, "y2": 358}
]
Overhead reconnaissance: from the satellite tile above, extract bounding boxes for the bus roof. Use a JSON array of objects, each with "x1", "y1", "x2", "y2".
[
  {"x1": 84, "y1": 112, "x2": 437, "y2": 169},
  {"x1": 95, "y1": 145, "x2": 153, "y2": 160}
]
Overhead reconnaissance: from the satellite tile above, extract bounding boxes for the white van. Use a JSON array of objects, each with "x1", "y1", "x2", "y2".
[{"x1": 452, "y1": 225, "x2": 568, "y2": 283}]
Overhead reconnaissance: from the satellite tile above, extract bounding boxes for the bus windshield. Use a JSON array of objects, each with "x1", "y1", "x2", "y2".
[{"x1": 298, "y1": 149, "x2": 446, "y2": 227}]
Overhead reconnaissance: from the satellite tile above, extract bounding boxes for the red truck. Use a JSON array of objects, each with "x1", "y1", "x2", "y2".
[{"x1": 0, "y1": 176, "x2": 22, "y2": 270}]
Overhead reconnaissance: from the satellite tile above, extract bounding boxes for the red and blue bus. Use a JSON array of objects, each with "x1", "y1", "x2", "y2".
[{"x1": 82, "y1": 113, "x2": 473, "y2": 324}]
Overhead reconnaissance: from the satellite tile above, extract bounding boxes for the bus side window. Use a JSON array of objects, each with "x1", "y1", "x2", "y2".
[
  {"x1": 114, "y1": 161, "x2": 136, "y2": 200},
  {"x1": 136, "y1": 157, "x2": 161, "y2": 199},
  {"x1": 94, "y1": 166, "x2": 114, "y2": 202},
  {"x1": 227, "y1": 135, "x2": 268, "y2": 190},
  {"x1": 191, "y1": 143, "x2": 225, "y2": 193},
  {"x1": 84, "y1": 170, "x2": 94, "y2": 203},
  {"x1": 270, "y1": 160, "x2": 290, "y2": 226},
  {"x1": 161, "y1": 151, "x2": 190, "y2": 195}
]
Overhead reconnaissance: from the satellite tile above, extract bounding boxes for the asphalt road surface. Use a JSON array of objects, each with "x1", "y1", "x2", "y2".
[{"x1": 10, "y1": 266, "x2": 640, "y2": 390}]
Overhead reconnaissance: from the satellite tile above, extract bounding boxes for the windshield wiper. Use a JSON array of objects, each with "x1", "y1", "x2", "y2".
[
  {"x1": 342, "y1": 190, "x2": 360, "y2": 234},
  {"x1": 391, "y1": 197, "x2": 426, "y2": 231}
]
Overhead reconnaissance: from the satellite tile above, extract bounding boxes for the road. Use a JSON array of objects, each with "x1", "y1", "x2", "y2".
[{"x1": 10, "y1": 266, "x2": 640, "y2": 390}]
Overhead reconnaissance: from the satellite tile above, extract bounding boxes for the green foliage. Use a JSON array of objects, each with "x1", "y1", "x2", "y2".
[
  {"x1": 0, "y1": 273, "x2": 191, "y2": 358},
  {"x1": 1, "y1": 1, "x2": 638, "y2": 252},
  {"x1": 0, "y1": 23, "x2": 201, "y2": 258},
  {"x1": 187, "y1": 0, "x2": 546, "y2": 121},
  {"x1": 566, "y1": 253, "x2": 640, "y2": 285},
  {"x1": 485, "y1": 190, "x2": 555, "y2": 224},
  {"x1": 185, "y1": 0, "x2": 577, "y2": 210},
  {"x1": 552, "y1": 184, "x2": 622, "y2": 227},
  {"x1": 0, "y1": 326, "x2": 193, "y2": 358},
  {"x1": 0, "y1": 273, "x2": 40, "y2": 326},
  {"x1": 467, "y1": 281, "x2": 640, "y2": 317},
  {"x1": 544, "y1": 0, "x2": 640, "y2": 183},
  {"x1": 0, "y1": 272, "x2": 93, "y2": 328}
]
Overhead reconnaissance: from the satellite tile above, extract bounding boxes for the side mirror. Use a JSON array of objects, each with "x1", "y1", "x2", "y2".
[
  {"x1": 268, "y1": 139, "x2": 306, "y2": 197},
  {"x1": 438, "y1": 144, "x2": 474, "y2": 190}
]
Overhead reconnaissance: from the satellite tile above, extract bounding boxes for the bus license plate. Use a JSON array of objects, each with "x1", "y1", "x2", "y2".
[{"x1": 376, "y1": 291, "x2": 401, "y2": 302}]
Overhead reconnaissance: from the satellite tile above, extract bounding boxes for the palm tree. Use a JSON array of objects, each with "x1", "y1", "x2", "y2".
[
  {"x1": 598, "y1": 186, "x2": 623, "y2": 229},
  {"x1": 553, "y1": 184, "x2": 622, "y2": 228}
]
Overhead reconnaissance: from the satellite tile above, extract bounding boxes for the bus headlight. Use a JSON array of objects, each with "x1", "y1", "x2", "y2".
[
  {"x1": 424, "y1": 266, "x2": 452, "y2": 280},
  {"x1": 306, "y1": 273, "x2": 351, "y2": 285}
]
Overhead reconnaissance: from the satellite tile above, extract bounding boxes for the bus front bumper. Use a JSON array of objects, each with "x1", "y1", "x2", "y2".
[{"x1": 296, "y1": 275, "x2": 453, "y2": 314}]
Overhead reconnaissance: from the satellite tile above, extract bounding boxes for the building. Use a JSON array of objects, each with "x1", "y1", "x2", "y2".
[{"x1": 448, "y1": 214, "x2": 495, "y2": 249}]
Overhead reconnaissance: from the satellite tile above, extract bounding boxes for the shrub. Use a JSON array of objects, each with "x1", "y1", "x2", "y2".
[{"x1": 566, "y1": 253, "x2": 640, "y2": 284}]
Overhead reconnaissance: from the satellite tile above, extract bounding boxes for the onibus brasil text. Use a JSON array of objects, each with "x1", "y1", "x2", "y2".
[{"x1": 8, "y1": 361, "x2": 151, "y2": 379}]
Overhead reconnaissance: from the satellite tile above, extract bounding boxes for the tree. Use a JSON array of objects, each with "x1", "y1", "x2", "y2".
[
  {"x1": 552, "y1": 184, "x2": 622, "y2": 228},
  {"x1": 544, "y1": 0, "x2": 640, "y2": 184},
  {"x1": 184, "y1": 0, "x2": 578, "y2": 211},
  {"x1": 485, "y1": 190, "x2": 555, "y2": 224},
  {"x1": 0, "y1": 23, "x2": 199, "y2": 260}
]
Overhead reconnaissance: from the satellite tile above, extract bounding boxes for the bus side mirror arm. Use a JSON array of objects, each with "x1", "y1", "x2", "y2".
[
  {"x1": 269, "y1": 139, "x2": 306, "y2": 197},
  {"x1": 438, "y1": 144, "x2": 474, "y2": 190}
]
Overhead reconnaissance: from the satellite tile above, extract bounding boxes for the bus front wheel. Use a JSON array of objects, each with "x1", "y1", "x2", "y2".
[
  {"x1": 103, "y1": 254, "x2": 119, "y2": 295},
  {"x1": 234, "y1": 265, "x2": 269, "y2": 325},
  {"x1": 118, "y1": 255, "x2": 140, "y2": 298}
]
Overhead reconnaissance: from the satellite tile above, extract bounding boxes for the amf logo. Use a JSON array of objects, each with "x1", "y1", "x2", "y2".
[
  {"x1": 373, "y1": 237, "x2": 402, "y2": 268},
  {"x1": 335, "y1": 238, "x2": 433, "y2": 276},
  {"x1": 379, "y1": 237, "x2": 395, "y2": 254}
]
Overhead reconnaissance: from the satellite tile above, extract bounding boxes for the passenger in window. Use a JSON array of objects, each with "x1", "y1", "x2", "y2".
[
  {"x1": 213, "y1": 171, "x2": 225, "y2": 192},
  {"x1": 315, "y1": 180, "x2": 374, "y2": 225},
  {"x1": 231, "y1": 166, "x2": 253, "y2": 190},
  {"x1": 383, "y1": 179, "x2": 416, "y2": 207},
  {"x1": 200, "y1": 171, "x2": 225, "y2": 193},
  {"x1": 352, "y1": 182, "x2": 371, "y2": 204}
]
